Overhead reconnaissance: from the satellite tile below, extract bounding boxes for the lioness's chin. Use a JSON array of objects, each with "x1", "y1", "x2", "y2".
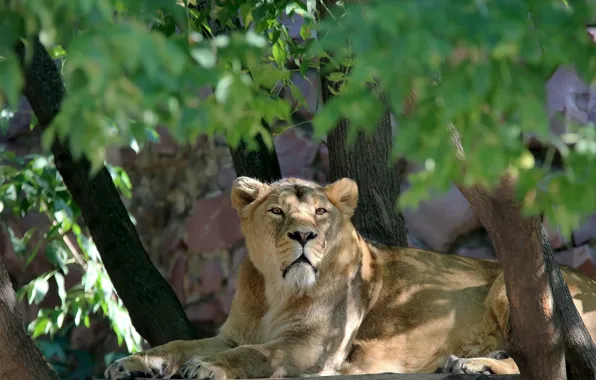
[{"x1": 283, "y1": 264, "x2": 317, "y2": 294}]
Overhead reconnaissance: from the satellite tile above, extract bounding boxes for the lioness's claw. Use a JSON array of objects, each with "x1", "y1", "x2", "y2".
[
  {"x1": 180, "y1": 357, "x2": 226, "y2": 380},
  {"x1": 104, "y1": 356, "x2": 165, "y2": 380},
  {"x1": 438, "y1": 355, "x2": 494, "y2": 375}
]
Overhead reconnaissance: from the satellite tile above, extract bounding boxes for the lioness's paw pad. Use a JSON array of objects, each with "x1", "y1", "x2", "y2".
[
  {"x1": 180, "y1": 358, "x2": 227, "y2": 380},
  {"x1": 437, "y1": 355, "x2": 494, "y2": 375},
  {"x1": 104, "y1": 357, "x2": 163, "y2": 380}
]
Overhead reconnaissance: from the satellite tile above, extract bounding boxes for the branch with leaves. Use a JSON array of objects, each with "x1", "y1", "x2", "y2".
[{"x1": 13, "y1": 36, "x2": 197, "y2": 347}]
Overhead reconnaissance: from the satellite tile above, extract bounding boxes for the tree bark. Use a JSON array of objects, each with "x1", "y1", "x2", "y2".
[
  {"x1": 0, "y1": 254, "x2": 60, "y2": 380},
  {"x1": 541, "y1": 224, "x2": 596, "y2": 379},
  {"x1": 229, "y1": 132, "x2": 282, "y2": 182},
  {"x1": 318, "y1": 0, "x2": 408, "y2": 246},
  {"x1": 15, "y1": 38, "x2": 197, "y2": 347},
  {"x1": 457, "y1": 179, "x2": 566, "y2": 380},
  {"x1": 322, "y1": 102, "x2": 408, "y2": 247}
]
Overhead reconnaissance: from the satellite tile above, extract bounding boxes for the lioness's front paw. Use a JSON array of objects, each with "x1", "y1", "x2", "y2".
[
  {"x1": 180, "y1": 357, "x2": 227, "y2": 380},
  {"x1": 104, "y1": 355, "x2": 165, "y2": 380},
  {"x1": 437, "y1": 355, "x2": 494, "y2": 375}
]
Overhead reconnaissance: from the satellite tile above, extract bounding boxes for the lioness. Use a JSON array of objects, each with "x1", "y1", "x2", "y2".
[{"x1": 105, "y1": 176, "x2": 596, "y2": 379}]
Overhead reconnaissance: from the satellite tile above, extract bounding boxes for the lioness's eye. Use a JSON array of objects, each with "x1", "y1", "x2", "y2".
[
  {"x1": 269, "y1": 207, "x2": 283, "y2": 215},
  {"x1": 315, "y1": 208, "x2": 327, "y2": 215}
]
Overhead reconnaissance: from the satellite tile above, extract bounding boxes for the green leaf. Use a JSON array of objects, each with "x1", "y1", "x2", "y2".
[
  {"x1": 45, "y1": 241, "x2": 70, "y2": 274},
  {"x1": 31, "y1": 278, "x2": 49, "y2": 305},
  {"x1": 272, "y1": 40, "x2": 287, "y2": 68},
  {"x1": 74, "y1": 305, "x2": 83, "y2": 326},
  {"x1": 54, "y1": 272, "x2": 67, "y2": 306},
  {"x1": 191, "y1": 48, "x2": 217, "y2": 69},
  {"x1": 0, "y1": 52, "x2": 24, "y2": 108},
  {"x1": 55, "y1": 311, "x2": 66, "y2": 329},
  {"x1": 30, "y1": 317, "x2": 50, "y2": 339},
  {"x1": 84, "y1": 264, "x2": 98, "y2": 292}
]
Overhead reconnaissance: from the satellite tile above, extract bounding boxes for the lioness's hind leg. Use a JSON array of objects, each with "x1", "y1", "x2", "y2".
[{"x1": 436, "y1": 354, "x2": 519, "y2": 375}]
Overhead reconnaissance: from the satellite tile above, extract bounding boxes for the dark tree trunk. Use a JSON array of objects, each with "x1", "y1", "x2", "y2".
[
  {"x1": 229, "y1": 131, "x2": 282, "y2": 182},
  {"x1": 0, "y1": 255, "x2": 60, "y2": 380},
  {"x1": 323, "y1": 104, "x2": 408, "y2": 247},
  {"x1": 540, "y1": 225, "x2": 596, "y2": 379},
  {"x1": 458, "y1": 179, "x2": 566, "y2": 380},
  {"x1": 15, "y1": 38, "x2": 197, "y2": 347}
]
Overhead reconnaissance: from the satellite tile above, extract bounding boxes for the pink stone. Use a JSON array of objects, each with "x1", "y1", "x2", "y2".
[
  {"x1": 199, "y1": 259, "x2": 224, "y2": 296},
  {"x1": 454, "y1": 246, "x2": 496, "y2": 260},
  {"x1": 274, "y1": 129, "x2": 318, "y2": 178},
  {"x1": 231, "y1": 246, "x2": 247, "y2": 271},
  {"x1": 186, "y1": 301, "x2": 220, "y2": 322},
  {"x1": 401, "y1": 183, "x2": 481, "y2": 252},
  {"x1": 217, "y1": 165, "x2": 237, "y2": 190},
  {"x1": 153, "y1": 126, "x2": 178, "y2": 155},
  {"x1": 185, "y1": 192, "x2": 244, "y2": 253},
  {"x1": 317, "y1": 144, "x2": 329, "y2": 173},
  {"x1": 573, "y1": 213, "x2": 596, "y2": 247},
  {"x1": 554, "y1": 245, "x2": 593, "y2": 269},
  {"x1": 218, "y1": 290, "x2": 236, "y2": 314},
  {"x1": 227, "y1": 246, "x2": 247, "y2": 291},
  {"x1": 543, "y1": 217, "x2": 569, "y2": 250},
  {"x1": 168, "y1": 254, "x2": 188, "y2": 303}
]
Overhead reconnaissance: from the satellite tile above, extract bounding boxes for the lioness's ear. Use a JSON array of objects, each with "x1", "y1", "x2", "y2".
[
  {"x1": 324, "y1": 178, "x2": 358, "y2": 218},
  {"x1": 231, "y1": 176, "x2": 269, "y2": 213}
]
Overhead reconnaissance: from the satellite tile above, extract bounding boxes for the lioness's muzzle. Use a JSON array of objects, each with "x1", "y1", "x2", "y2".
[{"x1": 282, "y1": 254, "x2": 317, "y2": 277}]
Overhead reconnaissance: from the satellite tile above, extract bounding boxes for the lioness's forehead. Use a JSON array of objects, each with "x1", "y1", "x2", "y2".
[{"x1": 268, "y1": 181, "x2": 328, "y2": 204}]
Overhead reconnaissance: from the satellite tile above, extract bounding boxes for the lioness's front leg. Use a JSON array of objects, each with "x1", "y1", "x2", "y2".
[
  {"x1": 105, "y1": 336, "x2": 234, "y2": 379},
  {"x1": 179, "y1": 337, "x2": 327, "y2": 380},
  {"x1": 438, "y1": 353, "x2": 519, "y2": 375}
]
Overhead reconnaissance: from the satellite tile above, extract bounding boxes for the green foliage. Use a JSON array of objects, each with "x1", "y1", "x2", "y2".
[
  {"x1": 311, "y1": 0, "x2": 596, "y2": 236},
  {"x1": 0, "y1": 0, "x2": 319, "y2": 173},
  {"x1": 0, "y1": 149, "x2": 143, "y2": 355},
  {"x1": 2, "y1": 0, "x2": 595, "y2": 236},
  {"x1": 0, "y1": 0, "x2": 596, "y2": 253}
]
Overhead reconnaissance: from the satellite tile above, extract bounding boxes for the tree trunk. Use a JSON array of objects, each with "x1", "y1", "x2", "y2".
[
  {"x1": 457, "y1": 179, "x2": 566, "y2": 380},
  {"x1": 0, "y1": 255, "x2": 60, "y2": 380},
  {"x1": 229, "y1": 128, "x2": 282, "y2": 182},
  {"x1": 323, "y1": 105, "x2": 408, "y2": 247},
  {"x1": 15, "y1": 38, "x2": 197, "y2": 347},
  {"x1": 540, "y1": 225, "x2": 596, "y2": 379},
  {"x1": 317, "y1": 0, "x2": 407, "y2": 247}
]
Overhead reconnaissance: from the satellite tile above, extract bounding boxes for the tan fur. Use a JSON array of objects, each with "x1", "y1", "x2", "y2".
[{"x1": 105, "y1": 177, "x2": 596, "y2": 379}]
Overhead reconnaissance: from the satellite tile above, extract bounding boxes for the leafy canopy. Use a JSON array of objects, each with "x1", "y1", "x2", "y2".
[{"x1": 1, "y1": 1, "x2": 596, "y2": 232}]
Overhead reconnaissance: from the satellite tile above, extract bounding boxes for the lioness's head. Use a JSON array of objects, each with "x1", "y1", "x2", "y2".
[{"x1": 231, "y1": 176, "x2": 358, "y2": 294}]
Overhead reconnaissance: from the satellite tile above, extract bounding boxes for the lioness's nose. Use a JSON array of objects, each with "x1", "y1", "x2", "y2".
[{"x1": 287, "y1": 231, "x2": 318, "y2": 246}]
